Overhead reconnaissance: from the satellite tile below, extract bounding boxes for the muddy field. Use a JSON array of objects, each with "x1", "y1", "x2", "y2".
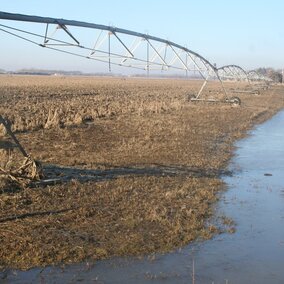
[{"x1": 0, "y1": 75, "x2": 284, "y2": 270}]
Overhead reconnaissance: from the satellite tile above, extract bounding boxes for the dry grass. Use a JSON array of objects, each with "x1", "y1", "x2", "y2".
[
  {"x1": 0, "y1": 75, "x2": 284, "y2": 270},
  {"x1": 0, "y1": 176, "x2": 221, "y2": 269}
]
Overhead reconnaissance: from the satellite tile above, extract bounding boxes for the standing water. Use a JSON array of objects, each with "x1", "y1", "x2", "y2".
[{"x1": 2, "y1": 111, "x2": 284, "y2": 284}]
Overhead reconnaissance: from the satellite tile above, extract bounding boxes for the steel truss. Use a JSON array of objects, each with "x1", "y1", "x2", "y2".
[
  {"x1": 248, "y1": 70, "x2": 269, "y2": 82},
  {"x1": 247, "y1": 71, "x2": 271, "y2": 90},
  {"x1": 217, "y1": 65, "x2": 261, "y2": 95},
  {"x1": 0, "y1": 11, "x2": 270, "y2": 104},
  {"x1": 0, "y1": 11, "x2": 236, "y2": 103},
  {"x1": 218, "y1": 65, "x2": 249, "y2": 82}
]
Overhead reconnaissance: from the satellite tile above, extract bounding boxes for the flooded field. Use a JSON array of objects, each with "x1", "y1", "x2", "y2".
[
  {"x1": 3, "y1": 108, "x2": 283, "y2": 284},
  {"x1": 0, "y1": 76, "x2": 284, "y2": 281}
]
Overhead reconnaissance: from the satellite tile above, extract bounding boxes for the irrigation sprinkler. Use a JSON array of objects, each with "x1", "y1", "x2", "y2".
[
  {"x1": 247, "y1": 70, "x2": 271, "y2": 90},
  {"x1": 0, "y1": 11, "x2": 270, "y2": 105},
  {"x1": 217, "y1": 65, "x2": 260, "y2": 95},
  {"x1": 0, "y1": 11, "x2": 234, "y2": 104}
]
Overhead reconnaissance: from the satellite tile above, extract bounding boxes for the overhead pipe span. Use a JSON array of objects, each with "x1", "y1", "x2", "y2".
[
  {"x1": 0, "y1": 11, "x2": 216, "y2": 72},
  {"x1": 0, "y1": 11, "x2": 254, "y2": 103}
]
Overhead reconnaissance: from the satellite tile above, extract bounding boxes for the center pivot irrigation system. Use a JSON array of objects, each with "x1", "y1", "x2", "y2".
[
  {"x1": 0, "y1": 12, "x2": 270, "y2": 100},
  {"x1": 0, "y1": 11, "x2": 271, "y2": 183}
]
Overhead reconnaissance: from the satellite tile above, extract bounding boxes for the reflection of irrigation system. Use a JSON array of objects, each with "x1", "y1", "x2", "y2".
[{"x1": 0, "y1": 11, "x2": 272, "y2": 182}]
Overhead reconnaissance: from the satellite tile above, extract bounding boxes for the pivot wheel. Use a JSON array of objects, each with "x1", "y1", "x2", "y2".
[
  {"x1": 188, "y1": 94, "x2": 196, "y2": 102},
  {"x1": 230, "y1": 96, "x2": 241, "y2": 106}
]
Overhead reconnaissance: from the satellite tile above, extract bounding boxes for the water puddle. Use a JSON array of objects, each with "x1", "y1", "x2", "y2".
[{"x1": 2, "y1": 111, "x2": 284, "y2": 283}]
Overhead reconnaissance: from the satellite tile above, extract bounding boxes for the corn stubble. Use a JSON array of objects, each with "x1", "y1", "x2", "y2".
[{"x1": 0, "y1": 76, "x2": 284, "y2": 270}]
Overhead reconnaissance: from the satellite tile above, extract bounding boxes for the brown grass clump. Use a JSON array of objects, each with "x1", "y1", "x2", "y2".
[
  {"x1": 0, "y1": 133, "x2": 43, "y2": 188},
  {"x1": 0, "y1": 75, "x2": 284, "y2": 270}
]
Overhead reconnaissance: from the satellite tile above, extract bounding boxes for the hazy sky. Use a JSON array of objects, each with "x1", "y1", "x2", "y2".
[{"x1": 1, "y1": 0, "x2": 283, "y2": 73}]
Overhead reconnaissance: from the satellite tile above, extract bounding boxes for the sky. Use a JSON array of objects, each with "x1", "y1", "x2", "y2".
[{"x1": 0, "y1": 0, "x2": 283, "y2": 73}]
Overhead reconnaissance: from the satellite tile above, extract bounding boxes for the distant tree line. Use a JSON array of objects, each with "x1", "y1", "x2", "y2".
[{"x1": 255, "y1": 67, "x2": 283, "y2": 83}]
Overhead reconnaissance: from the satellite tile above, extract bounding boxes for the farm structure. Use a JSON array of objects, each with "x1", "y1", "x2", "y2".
[{"x1": 0, "y1": 11, "x2": 269, "y2": 103}]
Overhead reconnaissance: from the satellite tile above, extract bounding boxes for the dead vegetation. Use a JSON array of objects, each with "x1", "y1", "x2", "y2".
[
  {"x1": 0, "y1": 75, "x2": 284, "y2": 270},
  {"x1": 0, "y1": 115, "x2": 43, "y2": 188}
]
